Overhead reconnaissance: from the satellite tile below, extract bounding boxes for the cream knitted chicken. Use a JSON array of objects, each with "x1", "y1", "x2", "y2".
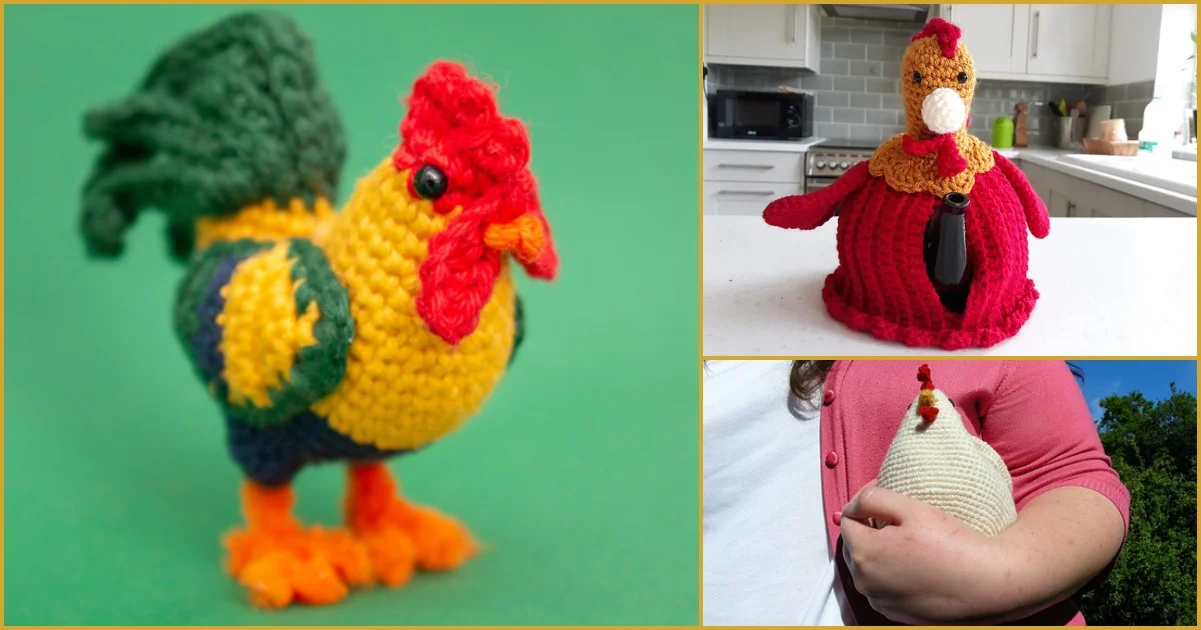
[{"x1": 876, "y1": 365, "x2": 1017, "y2": 537}]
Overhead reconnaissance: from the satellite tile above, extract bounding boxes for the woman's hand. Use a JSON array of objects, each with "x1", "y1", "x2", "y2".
[
  {"x1": 839, "y1": 480, "x2": 1007, "y2": 624},
  {"x1": 840, "y1": 481, "x2": 1125, "y2": 625}
]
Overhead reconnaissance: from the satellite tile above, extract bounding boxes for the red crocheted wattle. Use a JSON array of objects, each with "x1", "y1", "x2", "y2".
[
  {"x1": 903, "y1": 134, "x2": 968, "y2": 178},
  {"x1": 393, "y1": 61, "x2": 558, "y2": 345},
  {"x1": 812, "y1": 153, "x2": 1047, "y2": 350}
]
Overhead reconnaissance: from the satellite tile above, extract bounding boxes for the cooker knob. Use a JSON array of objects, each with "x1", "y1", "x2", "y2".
[
  {"x1": 815, "y1": 161, "x2": 826, "y2": 169},
  {"x1": 839, "y1": 161, "x2": 850, "y2": 169}
]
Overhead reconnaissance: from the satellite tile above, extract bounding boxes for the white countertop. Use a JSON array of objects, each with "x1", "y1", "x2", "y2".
[
  {"x1": 703, "y1": 137, "x2": 826, "y2": 152},
  {"x1": 703, "y1": 216, "x2": 1197, "y2": 356}
]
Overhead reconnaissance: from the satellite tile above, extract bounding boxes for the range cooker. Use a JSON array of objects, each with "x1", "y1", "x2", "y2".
[{"x1": 805, "y1": 139, "x2": 878, "y2": 194}]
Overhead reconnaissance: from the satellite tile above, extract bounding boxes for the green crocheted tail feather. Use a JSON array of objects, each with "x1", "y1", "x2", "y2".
[{"x1": 80, "y1": 11, "x2": 346, "y2": 260}]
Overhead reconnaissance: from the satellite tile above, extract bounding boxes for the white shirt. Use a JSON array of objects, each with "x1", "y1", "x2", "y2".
[{"x1": 703, "y1": 360, "x2": 849, "y2": 626}]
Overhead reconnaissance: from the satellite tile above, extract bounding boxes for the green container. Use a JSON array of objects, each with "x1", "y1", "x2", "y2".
[{"x1": 992, "y1": 115, "x2": 1014, "y2": 148}]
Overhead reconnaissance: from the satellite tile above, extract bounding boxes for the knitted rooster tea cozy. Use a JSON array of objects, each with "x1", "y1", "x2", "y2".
[
  {"x1": 79, "y1": 12, "x2": 557, "y2": 608},
  {"x1": 876, "y1": 365, "x2": 1018, "y2": 537},
  {"x1": 764, "y1": 19, "x2": 1049, "y2": 351}
]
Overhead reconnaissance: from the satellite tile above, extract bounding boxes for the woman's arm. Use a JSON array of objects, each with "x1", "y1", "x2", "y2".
[
  {"x1": 840, "y1": 483, "x2": 1125, "y2": 625},
  {"x1": 982, "y1": 485, "x2": 1126, "y2": 623}
]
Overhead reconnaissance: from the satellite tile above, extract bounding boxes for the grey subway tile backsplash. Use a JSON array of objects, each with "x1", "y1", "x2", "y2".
[
  {"x1": 833, "y1": 108, "x2": 865, "y2": 124},
  {"x1": 849, "y1": 93, "x2": 881, "y2": 109},
  {"x1": 816, "y1": 91, "x2": 850, "y2": 108},
  {"x1": 822, "y1": 58, "x2": 850, "y2": 75},
  {"x1": 705, "y1": 14, "x2": 1138, "y2": 146},
  {"x1": 832, "y1": 76, "x2": 866, "y2": 92},
  {"x1": 833, "y1": 43, "x2": 867, "y2": 61},
  {"x1": 865, "y1": 109, "x2": 899, "y2": 126}
]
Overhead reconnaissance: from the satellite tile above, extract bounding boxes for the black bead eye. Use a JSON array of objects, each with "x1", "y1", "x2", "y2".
[
  {"x1": 413, "y1": 165, "x2": 448, "y2": 200},
  {"x1": 912, "y1": 71, "x2": 923, "y2": 84},
  {"x1": 957, "y1": 71, "x2": 969, "y2": 84}
]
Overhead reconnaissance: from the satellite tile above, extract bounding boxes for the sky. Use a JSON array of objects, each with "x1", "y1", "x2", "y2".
[{"x1": 1071, "y1": 360, "x2": 1197, "y2": 423}]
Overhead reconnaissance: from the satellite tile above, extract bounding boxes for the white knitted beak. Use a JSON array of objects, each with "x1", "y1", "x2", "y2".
[{"x1": 921, "y1": 87, "x2": 966, "y2": 134}]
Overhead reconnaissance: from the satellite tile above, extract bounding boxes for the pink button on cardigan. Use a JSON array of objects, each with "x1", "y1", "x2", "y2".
[{"x1": 819, "y1": 360, "x2": 1131, "y2": 626}]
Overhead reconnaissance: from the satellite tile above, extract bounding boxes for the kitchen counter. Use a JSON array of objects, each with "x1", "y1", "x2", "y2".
[
  {"x1": 993, "y1": 147, "x2": 1197, "y2": 216},
  {"x1": 703, "y1": 216, "x2": 1197, "y2": 356},
  {"x1": 703, "y1": 137, "x2": 825, "y2": 153}
]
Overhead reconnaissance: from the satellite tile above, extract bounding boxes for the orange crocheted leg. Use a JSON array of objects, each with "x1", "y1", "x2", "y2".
[
  {"x1": 346, "y1": 463, "x2": 477, "y2": 587},
  {"x1": 224, "y1": 481, "x2": 372, "y2": 608}
]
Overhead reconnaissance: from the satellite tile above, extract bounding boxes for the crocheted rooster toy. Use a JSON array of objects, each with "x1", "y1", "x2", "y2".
[
  {"x1": 79, "y1": 12, "x2": 557, "y2": 608},
  {"x1": 876, "y1": 365, "x2": 1017, "y2": 537},
  {"x1": 764, "y1": 18, "x2": 1049, "y2": 350}
]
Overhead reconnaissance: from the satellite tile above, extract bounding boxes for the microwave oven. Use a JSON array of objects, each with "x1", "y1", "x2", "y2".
[{"x1": 708, "y1": 89, "x2": 814, "y2": 140}]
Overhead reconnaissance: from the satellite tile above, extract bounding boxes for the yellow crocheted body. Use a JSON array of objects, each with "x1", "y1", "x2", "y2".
[
  {"x1": 217, "y1": 242, "x2": 322, "y2": 408},
  {"x1": 195, "y1": 196, "x2": 336, "y2": 250},
  {"x1": 309, "y1": 159, "x2": 516, "y2": 450},
  {"x1": 877, "y1": 388, "x2": 1017, "y2": 537}
]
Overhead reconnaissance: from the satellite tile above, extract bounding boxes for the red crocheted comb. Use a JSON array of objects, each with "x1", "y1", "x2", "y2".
[
  {"x1": 395, "y1": 61, "x2": 558, "y2": 344},
  {"x1": 917, "y1": 364, "x2": 939, "y2": 422},
  {"x1": 911, "y1": 17, "x2": 961, "y2": 58}
]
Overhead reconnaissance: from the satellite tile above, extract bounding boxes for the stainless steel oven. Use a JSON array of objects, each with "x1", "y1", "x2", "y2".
[{"x1": 805, "y1": 142, "x2": 877, "y2": 194}]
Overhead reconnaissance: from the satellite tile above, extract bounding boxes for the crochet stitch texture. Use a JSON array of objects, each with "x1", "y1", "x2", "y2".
[
  {"x1": 79, "y1": 11, "x2": 556, "y2": 608},
  {"x1": 877, "y1": 365, "x2": 1018, "y2": 537},
  {"x1": 763, "y1": 18, "x2": 1049, "y2": 350}
]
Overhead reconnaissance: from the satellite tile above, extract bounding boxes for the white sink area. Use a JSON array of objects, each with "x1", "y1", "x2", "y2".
[{"x1": 1059, "y1": 153, "x2": 1197, "y2": 197}]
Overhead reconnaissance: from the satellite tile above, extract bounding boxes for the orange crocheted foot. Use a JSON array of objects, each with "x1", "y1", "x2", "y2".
[
  {"x1": 346, "y1": 463, "x2": 478, "y2": 587},
  {"x1": 224, "y1": 481, "x2": 372, "y2": 608}
]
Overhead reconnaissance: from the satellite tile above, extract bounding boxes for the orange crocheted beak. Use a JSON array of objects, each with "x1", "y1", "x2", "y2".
[{"x1": 483, "y1": 208, "x2": 558, "y2": 280}]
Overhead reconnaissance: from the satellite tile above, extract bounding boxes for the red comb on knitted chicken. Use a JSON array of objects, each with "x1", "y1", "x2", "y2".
[
  {"x1": 394, "y1": 61, "x2": 558, "y2": 345},
  {"x1": 911, "y1": 17, "x2": 962, "y2": 58},
  {"x1": 916, "y1": 364, "x2": 938, "y2": 422}
]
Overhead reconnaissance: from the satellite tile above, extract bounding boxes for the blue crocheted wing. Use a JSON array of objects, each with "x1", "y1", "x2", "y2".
[{"x1": 173, "y1": 238, "x2": 353, "y2": 426}]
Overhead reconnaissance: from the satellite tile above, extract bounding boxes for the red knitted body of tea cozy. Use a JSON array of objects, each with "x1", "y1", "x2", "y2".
[{"x1": 763, "y1": 18, "x2": 1049, "y2": 350}]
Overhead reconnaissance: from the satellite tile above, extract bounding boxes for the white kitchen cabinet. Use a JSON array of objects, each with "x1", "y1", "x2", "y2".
[
  {"x1": 703, "y1": 149, "x2": 805, "y2": 216},
  {"x1": 939, "y1": 4, "x2": 1110, "y2": 83},
  {"x1": 1047, "y1": 188, "x2": 1074, "y2": 217},
  {"x1": 703, "y1": 181, "x2": 804, "y2": 216},
  {"x1": 1025, "y1": 5, "x2": 1110, "y2": 81},
  {"x1": 1017, "y1": 159, "x2": 1192, "y2": 218},
  {"x1": 1142, "y1": 203, "x2": 1192, "y2": 218},
  {"x1": 942, "y1": 4, "x2": 1029, "y2": 75},
  {"x1": 704, "y1": 5, "x2": 821, "y2": 71}
]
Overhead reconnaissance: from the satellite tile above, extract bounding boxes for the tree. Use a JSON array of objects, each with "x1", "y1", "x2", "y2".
[{"x1": 1076, "y1": 385, "x2": 1197, "y2": 625}]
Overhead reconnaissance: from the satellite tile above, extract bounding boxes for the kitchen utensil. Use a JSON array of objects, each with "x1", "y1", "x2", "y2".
[
  {"x1": 1100, "y1": 118, "x2": 1128, "y2": 142},
  {"x1": 1082, "y1": 137, "x2": 1140, "y2": 156},
  {"x1": 1014, "y1": 102, "x2": 1029, "y2": 147},
  {"x1": 1073, "y1": 101, "x2": 1088, "y2": 114},
  {"x1": 1058, "y1": 99, "x2": 1068, "y2": 116},
  {"x1": 1069, "y1": 109, "x2": 1086, "y2": 143},
  {"x1": 991, "y1": 115, "x2": 1014, "y2": 148},
  {"x1": 1086, "y1": 105, "x2": 1111, "y2": 138},
  {"x1": 1057, "y1": 116, "x2": 1078, "y2": 149},
  {"x1": 1047, "y1": 101, "x2": 1061, "y2": 117}
]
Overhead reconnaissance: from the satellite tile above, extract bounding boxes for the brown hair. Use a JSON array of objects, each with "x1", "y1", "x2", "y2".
[{"x1": 789, "y1": 361, "x2": 836, "y2": 400}]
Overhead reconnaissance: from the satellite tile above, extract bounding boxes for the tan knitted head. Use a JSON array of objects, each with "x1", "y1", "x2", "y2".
[
  {"x1": 902, "y1": 18, "x2": 976, "y2": 139},
  {"x1": 876, "y1": 364, "x2": 1018, "y2": 537},
  {"x1": 868, "y1": 18, "x2": 993, "y2": 195}
]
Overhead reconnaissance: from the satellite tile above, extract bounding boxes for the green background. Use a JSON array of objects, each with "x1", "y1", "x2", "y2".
[{"x1": 4, "y1": 5, "x2": 699, "y2": 625}]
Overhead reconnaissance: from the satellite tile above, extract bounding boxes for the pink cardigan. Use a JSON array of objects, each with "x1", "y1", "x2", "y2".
[{"x1": 819, "y1": 360, "x2": 1131, "y2": 626}]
